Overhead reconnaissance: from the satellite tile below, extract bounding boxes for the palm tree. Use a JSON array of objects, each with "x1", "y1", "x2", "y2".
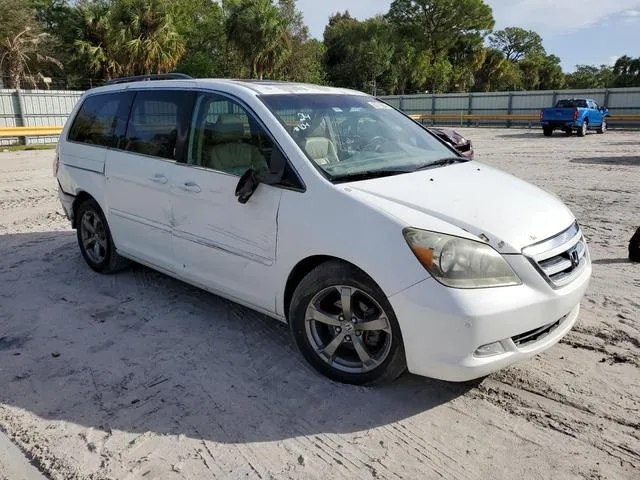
[
  {"x1": 0, "y1": 27, "x2": 61, "y2": 88},
  {"x1": 225, "y1": 0, "x2": 290, "y2": 79},
  {"x1": 112, "y1": 0, "x2": 186, "y2": 76},
  {"x1": 75, "y1": 0, "x2": 186, "y2": 80},
  {"x1": 75, "y1": 1, "x2": 122, "y2": 80}
]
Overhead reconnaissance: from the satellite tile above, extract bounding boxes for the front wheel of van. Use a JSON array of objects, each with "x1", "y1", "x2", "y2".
[
  {"x1": 289, "y1": 261, "x2": 407, "y2": 385},
  {"x1": 76, "y1": 199, "x2": 127, "y2": 273}
]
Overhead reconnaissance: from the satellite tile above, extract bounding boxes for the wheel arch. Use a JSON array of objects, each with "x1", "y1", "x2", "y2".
[
  {"x1": 71, "y1": 190, "x2": 99, "y2": 229},
  {"x1": 282, "y1": 255, "x2": 379, "y2": 322}
]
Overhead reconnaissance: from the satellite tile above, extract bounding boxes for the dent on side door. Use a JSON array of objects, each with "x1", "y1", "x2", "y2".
[{"x1": 171, "y1": 169, "x2": 282, "y2": 311}]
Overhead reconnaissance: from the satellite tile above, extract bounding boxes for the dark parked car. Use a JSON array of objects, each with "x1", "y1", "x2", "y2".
[{"x1": 429, "y1": 127, "x2": 474, "y2": 159}]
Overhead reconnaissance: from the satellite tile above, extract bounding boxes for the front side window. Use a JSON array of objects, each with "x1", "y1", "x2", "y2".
[
  {"x1": 68, "y1": 93, "x2": 124, "y2": 147},
  {"x1": 124, "y1": 90, "x2": 193, "y2": 160},
  {"x1": 187, "y1": 94, "x2": 274, "y2": 177},
  {"x1": 260, "y1": 94, "x2": 457, "y2": 182}
]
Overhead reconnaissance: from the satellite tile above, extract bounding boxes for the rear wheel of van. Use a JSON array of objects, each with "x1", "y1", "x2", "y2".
[
  {"x1": 543, "y1": 127, "x2": 553, "y2": 137},
  {"x1": 76, "y1": 199, "x2": 127, "y2": 273},
  {"x1": 289, "y1": 261, "x2": 407, "y2": 385},
  {"x1": 597, "y1": 118, "x2": 607, "y2": 134},
  {"x1": 577, "y1": 120, "x2": 588, "y2": 137}
]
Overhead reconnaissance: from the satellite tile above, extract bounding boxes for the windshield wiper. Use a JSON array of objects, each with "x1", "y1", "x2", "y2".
[
  {"x1": 330, "y1": 157, "x2": 469, "y2": 183},
  {"x1": 331, "y1": 169, "x2": 412, "y2": 183},
  {"x1": 413, "y1": 157, "x2": 470, "y2": 171}
]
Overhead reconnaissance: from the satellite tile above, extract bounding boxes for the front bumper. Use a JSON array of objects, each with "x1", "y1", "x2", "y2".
[{"x1": 388, "y1": 254, "x2": 591, "y2": 381}]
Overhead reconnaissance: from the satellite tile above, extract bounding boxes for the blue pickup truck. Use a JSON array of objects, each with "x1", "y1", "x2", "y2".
[{"x1": 540, "y1": 98, "x2": 610, "y2": 137}]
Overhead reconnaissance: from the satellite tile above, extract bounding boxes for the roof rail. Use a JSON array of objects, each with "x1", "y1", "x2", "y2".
[{"x1": 104, "y1": 73, "x2": 192, "y2": 86}]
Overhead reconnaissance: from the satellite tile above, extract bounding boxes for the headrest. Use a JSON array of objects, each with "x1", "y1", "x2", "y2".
[{"x1": 214, "y1": 115, "x2": 245, "y2": 138}]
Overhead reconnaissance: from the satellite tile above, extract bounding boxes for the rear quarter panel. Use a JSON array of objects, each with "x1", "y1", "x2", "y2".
[{"x1": 57, "y1": 93, "x2": 108, "y2": 211}]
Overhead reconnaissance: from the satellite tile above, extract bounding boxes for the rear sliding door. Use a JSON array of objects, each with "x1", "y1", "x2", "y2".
[{"x1": 104, "y1": 89, "x2": 194, "y2": 272}]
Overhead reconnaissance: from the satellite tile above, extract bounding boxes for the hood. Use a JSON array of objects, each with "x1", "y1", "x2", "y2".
[{"x1": 345, "y1": 161, "x2": 575, "y2": 254}]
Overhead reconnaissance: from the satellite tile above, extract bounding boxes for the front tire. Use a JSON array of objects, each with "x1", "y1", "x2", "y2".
[
  {"x1": 76, "y1": 198, "x2": 127, "y2": 273},
  {"x1": 597, "y1": 118, "x2": 607, "y2": 134},
  {"x1": 543, "y1": 126, "x2": 553, "y2": 137},
  {"x1": 289, "y1": 261, "x2": 407, "y2": 385}
]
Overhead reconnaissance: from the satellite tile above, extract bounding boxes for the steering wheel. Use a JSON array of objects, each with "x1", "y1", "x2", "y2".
[{"x1": 361, "y1": 136, "x2": 386, "y2": 152}]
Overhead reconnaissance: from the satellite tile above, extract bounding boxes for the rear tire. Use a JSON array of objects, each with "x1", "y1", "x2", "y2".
[
  {"x1": 289, "y1": 261, "x2": 407, "y2": 385},
  {"x1": 577, "y1": 120, "x2": 588, "y2": 137},
  {"x1": 597, "y1": 118, "x2": 607, "y2": 134},
  {"x1": 543, "y1": 127, "x2": 553, "y2": 137},
  {"x1": 76, "y1": 198, "x2": 127, "y2": 273}
]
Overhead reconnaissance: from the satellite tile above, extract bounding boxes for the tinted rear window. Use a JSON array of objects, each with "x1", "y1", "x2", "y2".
[
  {"x1": 68, "y1": 93, "x2": 126, "y2": 147},
  {"x1": 123, "y1": 90, "x2": 194, "y2": 160},
  {"x1": 555, "y1": 99, "x2": 588, "y2": 108}
]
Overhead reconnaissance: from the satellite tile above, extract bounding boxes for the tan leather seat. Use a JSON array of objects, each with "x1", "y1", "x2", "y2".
[
  {"x1": 204, "y1": 115, "x2": 268, "y2": 175},
  {"x1": 304, "y1": 136, "x2": 339, "y2": 165}
]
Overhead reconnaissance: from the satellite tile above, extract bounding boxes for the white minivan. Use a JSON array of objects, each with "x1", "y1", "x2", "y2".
[{"x1": 55, "y1": 75, "x2": 591, "y2": 385}]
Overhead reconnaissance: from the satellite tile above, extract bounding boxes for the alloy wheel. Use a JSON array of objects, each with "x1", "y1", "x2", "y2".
[
  {"x1": 80, "y1": 210, "x2": 108, "y2": 264},
  {"x1": 304, "y1": 285, "x2": 393, "y2": 374}
]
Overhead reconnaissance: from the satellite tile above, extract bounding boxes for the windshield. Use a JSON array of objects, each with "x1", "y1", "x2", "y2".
[{"x1": 259, "y1": 94, "x2": 459, "y2": 181}]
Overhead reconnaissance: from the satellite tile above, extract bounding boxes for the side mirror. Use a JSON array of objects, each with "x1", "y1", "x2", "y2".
[{"x1": 235, "y1": 169, "x2": 259, "y2": 204}]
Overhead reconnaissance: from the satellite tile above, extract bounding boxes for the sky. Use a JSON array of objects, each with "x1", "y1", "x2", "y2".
[{"x1": 295, "y1": 0, "x2": 640, "y2": 71}]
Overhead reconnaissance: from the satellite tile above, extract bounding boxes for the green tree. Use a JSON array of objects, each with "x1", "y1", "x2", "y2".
[
  {"x1": 323, "y1": 13, "x2": 394, "y2": 93},
  {"x1": 274, "y1": 0, "x2": 325, "y2": 83},
  {"x1": 224, "y1": 0, "x2": 290, "y2": 79},
  {"x1": 30, "y1": 0, "x2": 85, "y2": 86},
  {"x1": 612, "y1": 55, "x2": 640, "y2": 87},
  {"x1": 386, "y1": 0, "x2": 494, "y2": 93},
  {"x1": 0, "y1": 0, "x2": 61, "y2": 88},
  {"x1": 111, "y1": 0, "x2": 186, "y2": 76},
  {"x1": 387, "y1": 39, "x2": 430, "y2": 94},
  {"x1": 169, "y1": 0, "x2": 227, "y2": 78},
  {"x1": 448, "y1": 34, "x2": 486, "y2": 92},
  {"x1": 489, "y1": 27, "x2": 544, "y2": 61},
  {"x1": 519, "y1": 54, "x2": 565, "y2": 90},
  {"x1": 74, "y1": 1, "x2": 118, "y2": 80},
  {"x1": 565, "y1": 64, "x2": 614, "y2": 89},
  {"x1": 473, "y1": 48, "x2": 522, "y2": 91},
  {"x1": 387, "y1": 0, "x2": 494, "y2": 51},
  {"x1": 74, "y1": 0, "x2": 185, "y2": 80}
]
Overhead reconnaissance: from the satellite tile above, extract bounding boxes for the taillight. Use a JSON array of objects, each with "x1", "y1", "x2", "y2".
[
  {"x1": 539, "y1": 110, "x2": 544, "y2": 120},
  {"x1": 573, "y1": 110, "x2": 579, "y2": 121}
]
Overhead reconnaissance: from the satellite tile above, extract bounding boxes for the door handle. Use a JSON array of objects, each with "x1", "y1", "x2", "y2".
[
  {"x1": 179, "y1": 181, "x2": 201, "y2": 193},
  {"x1": 149, "y1": 173, "x2": 168, "y2": 184}
]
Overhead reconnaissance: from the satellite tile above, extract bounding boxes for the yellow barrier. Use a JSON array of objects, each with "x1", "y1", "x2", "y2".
[
  {"x1": 1, "y1": 114, "x2": 639, "y2": 138},
  {"x1": 410, "y1": 114, "x2": 640, "y2": 123},
  {"x1": 0, "y1": 126, "x2": 64, "y2": 137}
]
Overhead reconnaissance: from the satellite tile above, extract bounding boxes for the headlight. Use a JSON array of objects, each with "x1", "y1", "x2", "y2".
[{"x1": 403, "y1": 228, "x2": 521, "y2": 289}]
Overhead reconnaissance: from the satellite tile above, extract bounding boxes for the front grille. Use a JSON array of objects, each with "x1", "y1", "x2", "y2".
[
  {"x1": 522, "y1": 222, "x2": 588, "y2": 288},
  {"x1": 512, "y1": 315, "x2": 567, "y2": 348}
]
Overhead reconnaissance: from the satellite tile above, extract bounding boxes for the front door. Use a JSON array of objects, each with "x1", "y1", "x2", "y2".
[
  {"x1": 588, "y1": 100, "x2": 603, "y2": 126},
  {"x1": 171, "y1": 93, "x2": 282, "y2": 312},
  {"x1": 105, "y1": 89, "x2": 194, "y2": 271}
]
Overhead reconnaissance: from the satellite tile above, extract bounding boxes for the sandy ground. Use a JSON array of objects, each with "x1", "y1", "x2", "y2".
[
  {"x1": 0, "y1": 430, "x2": 47, "y2": 480},
  {"x1": 0, "y1": 129, "x2": 638, "y2": 480}
]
